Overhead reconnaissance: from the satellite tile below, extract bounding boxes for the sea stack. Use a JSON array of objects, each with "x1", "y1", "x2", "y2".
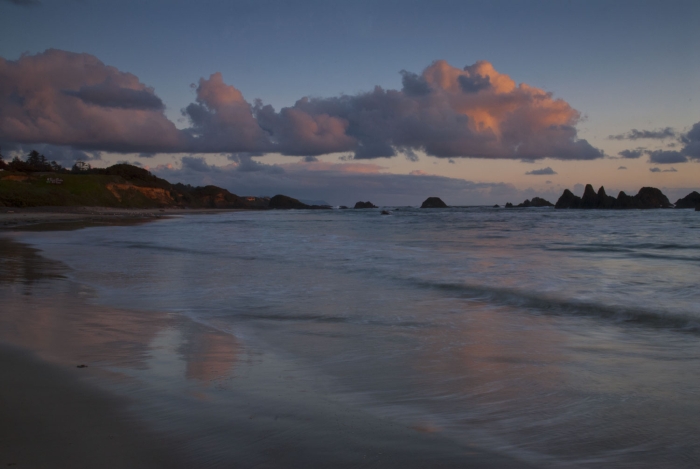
[
  {"x1": 554, "y1": 185, "x2": 671, "y2": 209},
  {"x1": 354, "y1": 201, "x2": 377, "y2": 209},
  {"x1": 674, "y1": 191, "x2": 700, "y2": 209},
  {"x1": 420, "y1": 197, "x2": 448, "y2": 208},
  {"x1": 515, "y1": 197, "x2": 554, "y2": 208}
]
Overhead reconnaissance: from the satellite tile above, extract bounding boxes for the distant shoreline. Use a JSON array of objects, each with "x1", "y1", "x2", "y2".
[{"x1": 0, "y1": 206, "x2": 245, "y2": 231}]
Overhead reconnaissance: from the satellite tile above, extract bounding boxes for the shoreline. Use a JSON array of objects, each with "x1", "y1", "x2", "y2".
[{"x1": 0, "y1": 206, "x2": 245, "y2": 231}]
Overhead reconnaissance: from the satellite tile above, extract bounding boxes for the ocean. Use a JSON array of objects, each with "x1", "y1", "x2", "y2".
[{"x1": 3, "y1": 207, "x2": 700, "y2": 467}]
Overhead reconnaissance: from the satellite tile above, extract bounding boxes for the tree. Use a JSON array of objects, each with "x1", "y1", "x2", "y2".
[
  {"x1": 6, "y1": 150, "x2": 62, "y2": 172},
  {"x1": 0, "y1": 147, "x2": 6, "y2": 170},
  {"x1": 71, "y1": 161, "x2": 91, "y2": 173}
]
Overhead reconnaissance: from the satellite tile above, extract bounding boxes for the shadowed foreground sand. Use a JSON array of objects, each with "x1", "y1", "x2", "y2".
[{"x1": 0, "y1": 344, "x2": 190, "y2": 469}]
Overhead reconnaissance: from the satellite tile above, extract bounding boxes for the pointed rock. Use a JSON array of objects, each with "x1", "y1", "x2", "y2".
[
  {"x1": 420, "y1": 197, "x2": 448, "y2": 208},
  {"x1": 555, "y1": 189, "x2": 581, "y2": 209}
]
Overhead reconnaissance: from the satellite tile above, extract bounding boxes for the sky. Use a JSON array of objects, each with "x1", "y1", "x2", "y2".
[{"x1": 1, "y1": 0, "x2": 698, "y2": 205}]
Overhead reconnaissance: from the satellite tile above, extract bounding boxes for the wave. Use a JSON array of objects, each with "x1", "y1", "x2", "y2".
[
  {"x1": 409, "y1": 278, "x2": 700, "y2": 333},
  {"x1": 232, "y1": 311, "x2": 433, "y2": 329}
]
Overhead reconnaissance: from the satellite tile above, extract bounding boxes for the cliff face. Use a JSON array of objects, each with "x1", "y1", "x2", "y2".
[
  {"x1": 0, "y1": 164, "x2": 268, "y2": 209},
  {"x1": 555, "y1": 185, "x2": 672, "y2": 209}
]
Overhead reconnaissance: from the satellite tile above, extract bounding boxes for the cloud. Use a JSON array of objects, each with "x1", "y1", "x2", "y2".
[
  {"x1": 227, "y1": 153, "x2": 284, "y2": 173},
  {"x1": 649, "y1": 167, "x2": 661, "y2": 172},
  {"x1": 609, "y1": 127, "x2": 677, "y2": 140},
  {"x1": 181, "y1": 156, "x2": 212, "y2": 172},
  {"x1": 183, "y1": 72, "x2": 271, "y2": 153},
  {"x1": 663, "y1": 167, "x2": 677, "y2": 172},
  {"x1": 647, "y1": 150, "x2": 687, "y2": 164},
  {"x1": 1, "y1": 50, "x2": 602, "y2": 161},
  {"x1": 303, "y1": 155, "x2": 319, "y2": 162},
  {"x1": 0, "y1": 49, "x2": 183, "y2": 153},
  {"x1": 618, "y1": 149, "x2": 645, "y2": 159},
  {"x1": 399, "y1": 70, "x2": 431, "y2": 96},
  {"x1": 618, "y1": 166, "x2": 627, "y2": 170},
  {"x1": 525, "y1": 166, "x2": 557, "y2": 175},
  {"x1": 63, "y1": 80, "x2": 164, "y2": 110},
  {"x1": 256, "y1": 60, "x2": 601, "y2": 160},
  {"x1": 680, "y1": 121, "x2": 700, "y2": 160}
]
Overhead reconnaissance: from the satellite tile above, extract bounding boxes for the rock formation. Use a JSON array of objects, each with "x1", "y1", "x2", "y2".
[
  {"x1": 420, "y1": 197, "x2": 448, "y2": 208},
  {"x1": 674, "y1": 191, "x2": 700, "y2": 209},
  {"x1": 354, "y1": 201, "x2": 377, "y2": 209},
  {"x1": 555, "y1": 185, "x2": 671, "y2": 209},
  {"x1": 513, "y1": 197, "x2": 554, "y2": 208},
  {"x1": 268, "y1": 194, "x2": 310, "y2": 209}
]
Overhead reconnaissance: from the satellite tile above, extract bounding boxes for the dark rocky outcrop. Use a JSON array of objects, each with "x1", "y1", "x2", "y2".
[
  {"x1": 634, "y1": 187, "x2": 672, "y2": 208},
  {"x1": 354, "y1": 201, "x2": 377, "y2": 209},
  {"x1": 505, "y1": 202, "x2": 514, "y2": 208},
  {"x1": 554, "y1": 189, "x2": 581, "y2": 209},
  {"x1": 555, "y1": 185, "x2": 671, "y2": 209},
  {"x1": 596, "y1": 186, "x2": 618, "y2": 209},
  {"x1": 515, "y1": 197, "x2": 554, "y2": 208},
  {"x1": 268, "y1": 194, "x2": 310, "y2": 209},
  {"x1": 381, "y1": 210, "x2": 391, "y2": 215},
  {"x1": 493, "y1": 204, "x2": 500, "y2": 208},
  {"x1": 420, "y1": 197, "x2": 448, "y2": 208},
  {"x1": 674, "y1": 191, "x2": 700, "y2": 209}
]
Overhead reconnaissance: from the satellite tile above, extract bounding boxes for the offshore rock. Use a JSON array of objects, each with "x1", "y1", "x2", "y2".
[
  {"x1": 555, "y1": 185, "x2": 671, "y2": 209},
  {"x1": 505, "y1": 202, "x2": 514, "y2": 208},
  {"x1": 420, "y1": 197, "x2": 448, "y2": 208},
  {"x1": 634, "y1": 187, "x2": 671, "y2": 208},
  {"x1": 555, "y1": 189, "x2": 581, "y2": 209},
  {"x1": 354, "y1": 201, "x2": 377, "y2": 209},
  {"x1": 580, "y1": 184, "x2": 599, "y2": 208},
  {"x1": 674, "y1": 191, "x2": 700, "y2": 209},
  {"x1": 596, "y1": 186, "x2": 617, "y2": 208},
  {"x1": 516, "y1": 197, "x2": 554, "y2": 208}
]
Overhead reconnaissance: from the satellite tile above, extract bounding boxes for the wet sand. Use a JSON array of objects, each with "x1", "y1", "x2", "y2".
[{"x1": 0, "y1": 228, "x2": 536, "y2": 468}]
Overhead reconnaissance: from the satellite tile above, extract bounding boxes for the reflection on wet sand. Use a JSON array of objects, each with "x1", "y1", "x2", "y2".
[
  {"x1": 0, "y1": 237, "x2": 238, "y2": 385},
  {"x1": 182, "y1": 328, "x2": 239, "y2": 384}
]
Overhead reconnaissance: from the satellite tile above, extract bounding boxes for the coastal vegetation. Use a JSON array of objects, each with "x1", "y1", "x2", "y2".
[{"x1": 0, "y1": 150, "x2": 267, "y2": 209}]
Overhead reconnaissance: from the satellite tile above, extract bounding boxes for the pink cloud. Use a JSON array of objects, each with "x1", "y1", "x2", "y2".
[
  {"x1": 0, "y1": 49, "x2": 183, "y2": 153},
  {"x1": 1, "y1": 50, "x2": 602, "y2": 162},
  {"x1": 280, "y1": 160, "x2": 386, "y2": 174}
]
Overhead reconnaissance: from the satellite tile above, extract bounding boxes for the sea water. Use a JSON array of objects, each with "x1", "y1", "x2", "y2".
[{"x1": 9, "y1": 207, "x2": 700, "y2": 467}]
